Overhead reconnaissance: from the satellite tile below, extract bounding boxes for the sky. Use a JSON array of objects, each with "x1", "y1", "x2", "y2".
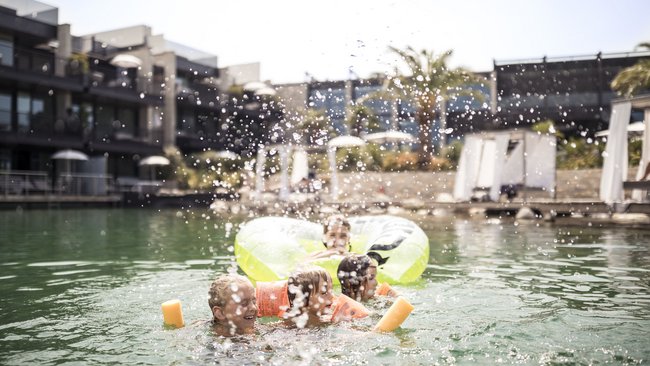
[{"x1": 44, "y1": 0, "x2": 650, "y2": 84}]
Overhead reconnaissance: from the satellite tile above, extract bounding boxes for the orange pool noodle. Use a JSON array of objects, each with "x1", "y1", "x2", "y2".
[
  {"x1": 161, "y1": 299, "x2": 184, "y2": 328},
  {"x1": 373, "y1": 296, "x2": 414, "y2": 332},
  {"x1": 375, "y1": 282, "x2": 394, "y2": 296},
  {"x1": 256, "y1": 280, "x2": 289, "y2": 317},
  {"x1": 330, "y1": 294, "x2": 370, "y2": 322}
]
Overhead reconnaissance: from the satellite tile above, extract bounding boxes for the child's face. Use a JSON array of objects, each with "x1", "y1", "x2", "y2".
[
  {"x1": 323, "y1": 223, "x2": 350, "y2": 252},
  {"x1": 308, "y1": 276, "x2": 334, "y2": 317},
  {"x1": 361, "y1": 265, "x2": 378, "y2": 301},
  {"x1": 213, "y1": 281, "x2": 257, "y2": 334}
]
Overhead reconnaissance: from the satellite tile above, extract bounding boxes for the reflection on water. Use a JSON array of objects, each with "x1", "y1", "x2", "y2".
[{"x1": 0, "y1": 209, "x2": 649, "y2": 365}]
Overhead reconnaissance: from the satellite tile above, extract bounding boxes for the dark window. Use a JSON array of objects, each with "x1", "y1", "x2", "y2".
[
  {"x1": 0, "y1": 92, "x2": 11, "y2": 131},
  {"x1": 17, "y1": 92, "x2": 30, "y2": 133},
  {"x1": 116, "y1": 107, "x2": 137, "y2": 138},
  {"x1": 0, "y1": 33, "x2": 13, "y2": 67},
  {"x1": 96, "y1": 104, "x2": 115, "y2": 140}
]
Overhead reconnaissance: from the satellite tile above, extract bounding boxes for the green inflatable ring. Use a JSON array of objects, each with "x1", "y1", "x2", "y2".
[{"x1": 234, "y1": 215, "x2": 429, "y2": 284}]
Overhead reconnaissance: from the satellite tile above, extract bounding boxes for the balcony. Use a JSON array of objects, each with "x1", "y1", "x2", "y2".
[{"x1": 0, "y1": 46, "x2": 83, "y2": 91}]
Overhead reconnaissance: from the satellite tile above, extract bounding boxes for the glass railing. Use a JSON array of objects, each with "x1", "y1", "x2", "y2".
[{"x1": 0, "y1": 170, "x2": 115, "y2": 196}]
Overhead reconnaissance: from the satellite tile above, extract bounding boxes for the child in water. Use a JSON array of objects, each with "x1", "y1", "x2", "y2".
[
  {"x1": 283, "y1": 266, "x2": 335, "y2": 328},
  {"x1": 208, "y1": 274, "x2": 258, "y2": 336},
  {"x1": 337, "y1": 253, "x2": 397, "y2": 302},
  {"x1": 304, "y1": 214, "x2": 351, "y2": 261}
]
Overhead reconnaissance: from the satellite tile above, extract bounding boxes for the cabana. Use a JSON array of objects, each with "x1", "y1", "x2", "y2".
[
  {"x1": 600, "y1": 95, "x2": 650, "y2": 203},
  {"x1": 254, "y1": 136, "x2": 367, "y2": 201},
  {"x1": 453, "y1": 130, "x2": 556, "y2": 202}
]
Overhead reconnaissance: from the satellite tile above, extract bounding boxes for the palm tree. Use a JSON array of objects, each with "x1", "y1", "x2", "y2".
[
  {"x1": 293, "y1": 108, "x2": 332, "y2": 146},
  {"x1": 611, "y1": 42, "x2": 650, "y2": 97},
  {"x1": 387, "y1": 46, "x2": 483, "y2": 166},
  {"x1": 346, "y1": 103, "x2": 381, "y2": 137}
]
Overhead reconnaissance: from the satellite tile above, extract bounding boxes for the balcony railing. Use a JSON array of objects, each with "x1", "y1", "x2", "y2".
[
  {"x1": 6, "y1": 46, "x2": 56, "y2": 76},
  {"x1": 0, "y1": 170, "x2": 114, "y2": 196}
]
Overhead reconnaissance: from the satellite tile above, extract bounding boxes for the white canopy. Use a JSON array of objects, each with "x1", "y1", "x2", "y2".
[
  {"x1": 290, "y1": 148, "x2": 309, "y2": 186},
  {"x1": 453, "y1": 131, "x2": 556, "y2": 201},
  {"x1": 600, "y1": 96, "x2": 650, "y2": 203}
]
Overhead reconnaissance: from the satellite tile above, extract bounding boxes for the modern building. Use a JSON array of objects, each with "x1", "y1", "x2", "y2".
[
  {"x1": 0, "y1": 2, "x2": 164, "y2": 183},
  {"x1": 0, "y1": 1, "x2": 277, "y2": 198},
  {"x1": 275, "y1": 51, "x2": 650, "y2": 148},
  {"x1": 491, "y1": 51, "x2": 650, "y2": 135}
]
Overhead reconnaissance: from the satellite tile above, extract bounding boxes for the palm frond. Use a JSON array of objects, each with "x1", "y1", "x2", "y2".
[{"x1": 611, "y1": 59, "x2": 650, "y2": 97}]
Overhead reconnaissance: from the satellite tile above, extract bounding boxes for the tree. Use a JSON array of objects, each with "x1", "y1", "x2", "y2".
[
  {"x1": 345, "y1": 103, "x2": 381, "y2": 136},
  {"x1": 293, "y1": 109, "x2": 332, "y2": 146},
  {"x1": 387, "y1": 46, "x2": 483, "y2": 166},
  {"x1": 611, "y1": 42, "x2": 650, "y2": 97}
]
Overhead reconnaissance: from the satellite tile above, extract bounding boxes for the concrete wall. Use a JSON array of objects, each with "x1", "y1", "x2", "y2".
[{"x1": 330, "y1": 168, "x2": 640, "y2": 201}]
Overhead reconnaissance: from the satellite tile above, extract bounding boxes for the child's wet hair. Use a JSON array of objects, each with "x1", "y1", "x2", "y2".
[
  {"x1": 322, "y1": 214, "x2": 350, "y2": 234},
  {"x1": 287, "y1": 267, "x2": 331, "y2": 310},
  {"x1": 208, "y1": 273, "x2": 252, "y2": 310},
  {"x1": 337, "y1": 254, "x2": 374, "y2": 300}
]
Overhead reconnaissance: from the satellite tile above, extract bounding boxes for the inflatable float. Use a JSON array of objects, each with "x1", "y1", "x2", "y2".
[{"x1": 234, "y1": 215, "x2": 429, "y2": 284}]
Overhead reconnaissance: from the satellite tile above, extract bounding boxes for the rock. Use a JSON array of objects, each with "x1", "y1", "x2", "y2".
[
  {"x1": 387, "y1": 206, "x2": 406, "y2": 215},
  {"x1": 612, "y1": 213, "x2": 650, "y2": 224},
  {"x1": 435, "y1": 193, "x2": 455, "y2": 203},
  {"x1": 210, "y1": 200, "x2": 229, "y2": 213},
  {"x1": 589, "y1": 213, "x2": 611, "y2": 220},
  {"x1": 432, "y1": 208, "x2": 451, "y2": 217},
  {"x1": 402, "y1": 198, "x2": 425, "y2": 210},
  {"x1": 515, "y1": 207, "x2": 537, "y2": 220},
  {"x1": 468, "y1": 207, "x2": 486, "y2": 217}
]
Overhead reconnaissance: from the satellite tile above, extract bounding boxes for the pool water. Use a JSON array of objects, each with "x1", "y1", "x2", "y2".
[{"x1": 1, "y1": 209, "x2": 649, "y2": 365}]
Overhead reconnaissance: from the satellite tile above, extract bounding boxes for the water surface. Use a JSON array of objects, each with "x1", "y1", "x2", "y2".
[{"x1": 1, "y1": 209, "x2": 649, "y2": 365}]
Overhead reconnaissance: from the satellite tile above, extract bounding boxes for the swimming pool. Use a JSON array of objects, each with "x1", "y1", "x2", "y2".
[{"x1": 1, "y1": 209, "x2": 649, "y2": 365}]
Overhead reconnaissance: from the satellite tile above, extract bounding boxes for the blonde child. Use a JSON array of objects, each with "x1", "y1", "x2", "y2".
[{"x1": 208, "y1": 274, "x2": 258, "y2": 336}]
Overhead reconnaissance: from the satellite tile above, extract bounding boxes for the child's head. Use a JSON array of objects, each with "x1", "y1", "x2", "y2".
[
  {"x1": 337, "y1": 254, "x2": 379, "y2": 302},
  {"x1": 322, "y1": 214, "x2": 351, "y2": 252},
  {"x1": 286, "y1": 267, "x2": 334, "y2": 323},
  {"x1": 208, "y1": 274, "x2": 257, "y2": 335}
]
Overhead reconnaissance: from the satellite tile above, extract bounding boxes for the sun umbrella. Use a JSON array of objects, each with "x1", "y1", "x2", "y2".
[
  {"x1": 51, "y1": 150, "x2": 89, "y2": 190},
  {"x1": 51, "y1": 149, "x2": 89, "y2": 161},
  {"x1": 139, "y1": 156, "x2": 170, "y2": 166},
  {"x1": 139, "y1": 156, "x2": 170, "y2": 181},
  {"x1": 110, "y1": 54, "x2": 142, "y2": 68},
  {"x1": 243, "y1": 81, "x2": 268, "y2": 91},
  {"x1": 595, "y1": 121, "x2": 645, "y2": 137},
  {"x1": 364, "y1": 130, "x2": 416, "y2": 143},
  {"x1": 254, "y1": 87, "x2": 277, "y2": 96},
  {"x1": 328, "y1": 135, "x2": 367, "y2": 148},
  {"x1": 200, "y1": 150, "x2": 239, "y2": 161}
]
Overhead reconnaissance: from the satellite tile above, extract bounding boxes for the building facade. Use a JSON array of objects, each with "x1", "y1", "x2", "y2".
[
  {"x1": 275, "y1": 52, "x2": 650, "y2": 148},
  {"x1": 0, "y1": 1, "x2": 275, "y2": 196}
]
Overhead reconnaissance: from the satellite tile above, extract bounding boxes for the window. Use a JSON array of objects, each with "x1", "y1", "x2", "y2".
[
  {"x1": 0, "y1": 33, "x2": 13, "y2": 67},
  {"x1": 0, "y1": 92, "x2": 11, "y2": 131},
  {"x1": 177, "y1": 108, "x2": 196, "y2": 135},
  {"x1": 309, "y1": 87, "x2": 347, "y2": 132},
  {"x1": 17, "y1": 92, "x2": 30, "y2": 133},
  {"x1": 95, "y1": 104, "x2": 115, "y2": 140},
  {"x1": 116, "y1": 107, "x2": 137, "y2": 138}
]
